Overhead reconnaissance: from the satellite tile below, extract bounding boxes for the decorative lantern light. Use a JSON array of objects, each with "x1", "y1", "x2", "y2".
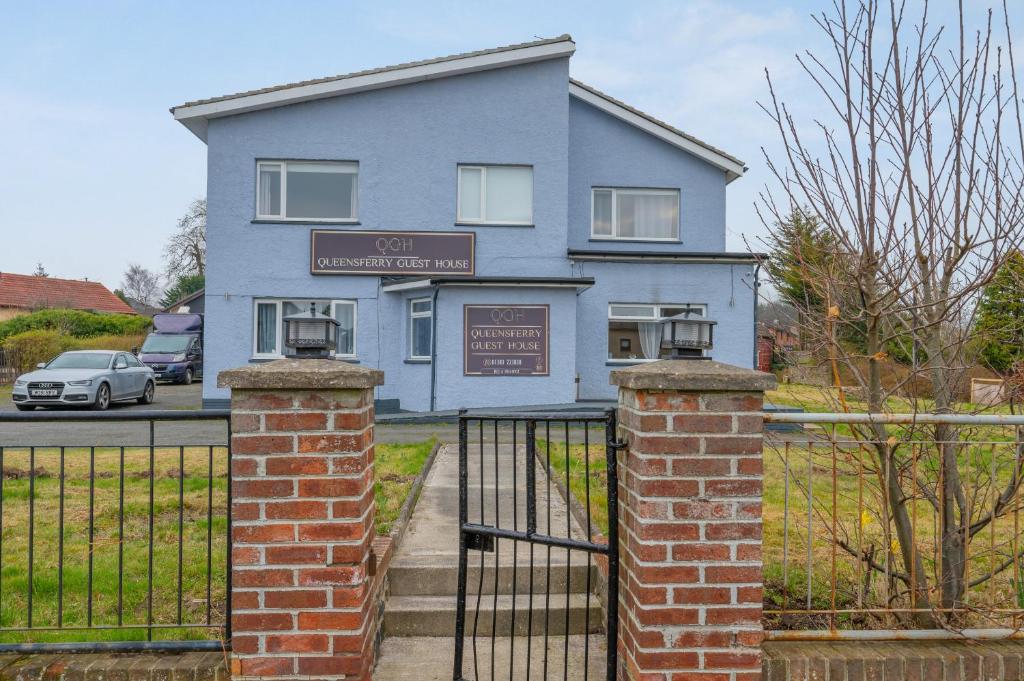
[
  {"x1": 283, "y1": 302, "x2": 339, "y2": 359},
  {"x1": 663, "y1": 310, "x2": 716, "y2": 360}
]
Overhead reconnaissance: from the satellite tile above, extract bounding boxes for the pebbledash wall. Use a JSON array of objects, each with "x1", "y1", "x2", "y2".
[{"x1": 173, "y1": 35, "x2": 758, "y2": 411}]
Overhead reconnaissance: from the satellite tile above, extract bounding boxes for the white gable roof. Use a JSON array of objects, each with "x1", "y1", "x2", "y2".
[
  {"x1": 171, "y1": 35, "x2": 576, "y2": 141},
  {"x1": 569, "y1": 80, "x2": 746, "y2": 182}
]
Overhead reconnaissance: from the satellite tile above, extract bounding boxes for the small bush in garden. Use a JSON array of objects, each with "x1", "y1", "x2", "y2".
[
  {"x1": 2, "y1": 330, "x2": 74, "y2": 373},
  {"x1": 0, "y1": 309, "x2": 151, "y2": 343}
]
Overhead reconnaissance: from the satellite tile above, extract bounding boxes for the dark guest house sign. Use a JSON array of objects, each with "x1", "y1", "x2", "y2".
[
  {"x1": 311, "y1": 229, "x2": 475, "y2": 276},
  {"x1": 464, "y1": 305, "x2": 550, "y2": 376}
]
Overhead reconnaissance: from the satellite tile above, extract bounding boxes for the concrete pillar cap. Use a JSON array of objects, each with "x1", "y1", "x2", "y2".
[
  {"x1": 218, "y1": 358, "x2": 384, "y2": 390},
  {"x1": 610, "y1": 359, "x2": 776, "y2": 392}
]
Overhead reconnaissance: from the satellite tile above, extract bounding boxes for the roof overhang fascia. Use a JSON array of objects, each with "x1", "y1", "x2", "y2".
[
  {"x1": 567, "y1": 249, "x2": 763, "y2": 265},
  {"x1": 568, "y1": 82, "x2": 747, "y2": 183},
  {"x1": 381, "y1": 276, "x2": 595, "y2": 293},
  {"x1": 174, "y1": 38, "x2": 577, "y2": 142}
]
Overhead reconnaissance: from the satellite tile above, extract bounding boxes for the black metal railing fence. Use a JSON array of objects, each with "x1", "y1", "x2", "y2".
[{"x1": 0, "y1": 410, "x2": 231, "y2": 652}]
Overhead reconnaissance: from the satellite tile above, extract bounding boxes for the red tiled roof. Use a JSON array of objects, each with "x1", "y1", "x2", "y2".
[{"x1": 0, "y1": 272, "x2": 136, "y2": 315}]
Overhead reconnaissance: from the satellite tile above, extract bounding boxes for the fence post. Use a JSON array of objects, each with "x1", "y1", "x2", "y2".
[
  {"x1": 219, "y1": 358, "x2": 384, "y2": 681},
  {"x1": 610, "y1": 360, "x2": 776, "y2": 681}
]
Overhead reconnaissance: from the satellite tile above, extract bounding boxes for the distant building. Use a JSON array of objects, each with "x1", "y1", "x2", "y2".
[
  {"x1": 0, "y1": 272, "x2": 136, "y2": 320},
  {"x1": 163, "y1": 288, "x2": 205, "y2": 315},
  {"x1": 124, "y1": 297, "x2": 163, "y2": 318}
]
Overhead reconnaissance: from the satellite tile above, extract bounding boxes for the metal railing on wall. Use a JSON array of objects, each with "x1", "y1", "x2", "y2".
[
  {"x1": 763, "y1": 411, "x2": 1024, "y2": 641},
  {"x1": 0, "y1": 410, "x2": 231, "y2": 652}
]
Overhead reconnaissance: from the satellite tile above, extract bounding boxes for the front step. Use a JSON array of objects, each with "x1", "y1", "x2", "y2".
[
  {"x1": 384, "y1": 593, "x2": 603, "y2": 637},
  {"x1": 388, "y1": 559, "x2": 598, "y2": 596}
]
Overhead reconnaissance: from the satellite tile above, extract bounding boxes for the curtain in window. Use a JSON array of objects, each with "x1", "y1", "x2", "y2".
[
  {"x1": 638, "y1": 321, "x2": 662, "y2": 359},
  {"x1": 257, "y1": 304, "x2": 277, "y2": 354},
  {"x1": 619, "y1": 193, "x2": 677, "y2": 239},
  {"x1": 334, "y1": 303, "x2": 355, "y2": 355}
]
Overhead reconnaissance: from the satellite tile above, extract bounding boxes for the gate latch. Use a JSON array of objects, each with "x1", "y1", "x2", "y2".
[{"x1": 465, "y1": 532, "x2": 495, "y2": 553}]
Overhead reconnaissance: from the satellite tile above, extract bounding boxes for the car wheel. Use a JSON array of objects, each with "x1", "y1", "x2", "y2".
[
  {"x1": 15, "y1": 404, "x2": 35, "y2": 412},
  {"x1": 92, "y1": 383, "x2": 110, "y2": 411},
  {"x1": 137, "y1": 381, "x2": 155, "y2": 405},
  {"x1": 182, "y1": 367, "x2": 194, "y2": 385}
]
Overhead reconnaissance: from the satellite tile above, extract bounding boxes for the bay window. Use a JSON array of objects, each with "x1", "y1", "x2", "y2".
[
  {"x1": 592, "y1": 188, "x2": 680, "y2": 240},
  {"x1": 253, "y1": 299, "x2": 356, "y2": 358},
  {"x1": 607, "y1": 303, "x2": 705, "y2": 361},
  {"x1": 256, "y1": 160, "x2": 358, "y2": 221},
  {"x1": 457, "y1": 165, "x2": 533, "y2": 224}
]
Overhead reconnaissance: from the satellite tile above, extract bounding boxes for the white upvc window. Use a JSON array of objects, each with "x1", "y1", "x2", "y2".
[
  {"x1": 607, "y1": 303, "x2": 705, "y2": 362},
  {"x1": 591, "y1": 188, "x2": 680, "y2": 241},
  {"x1": 457, "y1": 165, "x2": 533, "y2": 225},
  {"x1": 256, "y1": 160, "x2": 358, "y2": 221},
  {"x1": 409, "y1": 298, "x2": 433, "y2": 360},
  {"x1": 253, "y1": 298, "x2": 357, "y2": 359}
]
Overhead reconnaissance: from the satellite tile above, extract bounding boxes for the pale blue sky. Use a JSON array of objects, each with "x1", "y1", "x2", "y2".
[{"x1": 0, "y1": 1, "x2": 1006, "y2": 291}]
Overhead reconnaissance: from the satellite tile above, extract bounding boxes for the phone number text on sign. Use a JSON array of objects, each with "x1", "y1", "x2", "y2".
[{"x1": 463, "y1": 305, "x2": 550, "y2": 376}]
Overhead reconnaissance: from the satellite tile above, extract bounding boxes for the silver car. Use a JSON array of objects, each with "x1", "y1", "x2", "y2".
[{"x1": 11, "y1": 350, "x2": 156, "y2": 411}]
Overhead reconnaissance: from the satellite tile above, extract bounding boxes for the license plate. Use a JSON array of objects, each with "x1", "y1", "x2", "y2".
[{"x1": 30, "y1": 389, "x2": 59, "y2": 398}]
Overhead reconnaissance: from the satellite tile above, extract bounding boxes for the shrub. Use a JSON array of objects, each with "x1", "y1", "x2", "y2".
[
  {"x1": 0, "y1": 309, "x2": 151, "y2": 343},
  {"x1": 1, "y1": 330, "x2": 74, "y2": 374},
  {"x1": 2, "y1": 331, "x2": 149, "y2": 376}
]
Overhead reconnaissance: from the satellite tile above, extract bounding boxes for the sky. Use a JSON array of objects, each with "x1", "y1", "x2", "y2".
[{"x1": 0, "y1": 0, "x2": 1010, "y2": 293}]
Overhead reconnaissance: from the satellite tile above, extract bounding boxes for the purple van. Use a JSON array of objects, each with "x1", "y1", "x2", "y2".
[{"x1": 138, "y1": 313, "x2": 203, "y2": 384}]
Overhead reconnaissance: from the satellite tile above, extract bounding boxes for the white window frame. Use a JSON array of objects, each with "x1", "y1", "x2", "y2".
[
  {"x1": 591, "y1": 187, "x2": 680, "y2": 241},
  {"x1": 255, "y1": 160, "x2": 359, "y2": 222},
  {"x1": 251, "y1": 298, "x2": 358, "y2": 359},
  {"x1": 606, "y1": 302, "x2": 706, "y2": 363},
  {"x1": 408, "y1": 297, "x2": 433, "y2": 360},
  {"x1": 456, "y1": 165, "x2": 534, "y2": 225}
]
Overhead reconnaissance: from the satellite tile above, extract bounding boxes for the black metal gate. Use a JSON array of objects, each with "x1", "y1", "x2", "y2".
[{"x1": 453, "y1": 410, "x2": 620, "y2": 681}]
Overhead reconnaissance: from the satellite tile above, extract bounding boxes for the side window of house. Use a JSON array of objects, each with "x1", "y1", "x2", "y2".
[
  {"x1": 256, "y1": 161, "x2": 358, "y2": 221},
  {"x1": 253, "y1": 299, "x2": 357, "y2": 358},
  {"x1": 607, "y1": 303, "x2": 705, "y2": 361},
  {"x1": 409, "y1": 298, "x2": 433, "y2": 360},
  {"x1": 592, "y1": 188, "x2": 680, "y2": 241},
  {"x1": 457, "y1": 165, "x2": 533, "y2": 225}
]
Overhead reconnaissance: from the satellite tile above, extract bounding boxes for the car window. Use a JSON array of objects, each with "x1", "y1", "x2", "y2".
[
  {"x1": 127, "y1": 354, "x2": 144, "y2": 367},
  {"x1": 47, "y1": 352, "x2": 114, "y2": 369},
  {"x1": 114, "y1": 354, "x2": 129, "y2": 368}
]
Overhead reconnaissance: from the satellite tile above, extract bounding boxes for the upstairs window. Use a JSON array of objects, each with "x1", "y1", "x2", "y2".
[
  {"x1": 592, "y1": 188, "x2": 680, "y2": 241},
  {"x1": 608, "y1": 303, "x2": 705, "y2": 361},
  {"x1": 257, "y1": 161, "x2": 358, "y2": 221},
  {"x1": 457, "y1": 165, "x2": 533, "y2": 225}
]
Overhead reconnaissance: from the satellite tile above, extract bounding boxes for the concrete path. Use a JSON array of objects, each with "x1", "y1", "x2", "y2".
[{"x1": 378, "y1": 443, "x2": 608, "y2": 679}]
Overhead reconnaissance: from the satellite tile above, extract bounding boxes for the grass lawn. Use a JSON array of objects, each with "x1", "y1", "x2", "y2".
[
  {"x1": 543, "y1": 425, "x2": 1024, "y2": 629},
  {"x1": 374, "y1": 438, "x2": 437, "y2": 536},
  {"x1": 0, "y1": 445, "x2": 228, "y2": 644},
  {"x1": 0, "y1": 386, "x2": 11, "y2": 402}
]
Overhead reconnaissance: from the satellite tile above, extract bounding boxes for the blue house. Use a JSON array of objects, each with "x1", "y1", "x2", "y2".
[{"x1": 171, "y1": 35, "x2": 758, "y2": 411}]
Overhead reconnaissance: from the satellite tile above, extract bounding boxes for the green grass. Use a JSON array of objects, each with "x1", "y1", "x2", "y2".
[
  {"x1": 0, "y1": 386, "x2": 11, "y2": 401},
  {"x1": 373, "y1": 438, "x2": 437, "y2": 536},
  {"x1": 0, "y1": 446, "x2": 228, "y2": 644},
  {"x1": 543, "y1": 422, "x2": 1024, "y2": 629}
]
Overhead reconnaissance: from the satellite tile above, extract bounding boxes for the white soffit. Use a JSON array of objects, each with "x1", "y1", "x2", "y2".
[
  {"x1": 173, "y1": 36, "x2": 576, "y2": 141},
  {"x1": 569, "y1": 80, "x2": 746, "y2": 182}
]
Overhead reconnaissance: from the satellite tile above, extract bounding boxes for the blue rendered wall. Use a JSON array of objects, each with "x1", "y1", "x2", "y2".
[
  {"x1": 203, "y1": 58, "x2": 572, "y2": 404},
  {"x1": 574, "y1": 260, "x2": 756, "y2": 401},
  {"x1": 567, "y1": 96, "x2": 728, "y2": 252}
]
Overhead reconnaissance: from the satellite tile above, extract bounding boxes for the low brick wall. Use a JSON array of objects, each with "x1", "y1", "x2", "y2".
[
  {"x1": 0, "y1": 652, "x2": 225, "y2": 680},
  {"x1": 764, "y1": 640, "x2": 1024, "y2": 680}
]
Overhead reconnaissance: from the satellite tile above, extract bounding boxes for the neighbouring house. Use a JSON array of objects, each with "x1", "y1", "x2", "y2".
[
  {"x1": 172, "y1": 35, "x2": 759, "y2": 410},
  {"x1": 163, "y1": 287, "x2": 205, "y2": 315},
  {"x1": 0, "y1": 272, "x2": 136, "y2": 321},
  {"x1": 124, "y1": 297, "x2": 162, "y2": 318}
]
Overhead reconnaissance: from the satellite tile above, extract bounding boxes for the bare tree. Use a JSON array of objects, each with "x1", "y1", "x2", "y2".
[
  {"x1": 120, "y1": 264, "x2": 162, "y2": 306},
  {"x1": 759, "y1": 0, "x2": 1024, "y2": 624},
  {"x1": 163, "y1": 198, "x2": 206, "y2": 280}
]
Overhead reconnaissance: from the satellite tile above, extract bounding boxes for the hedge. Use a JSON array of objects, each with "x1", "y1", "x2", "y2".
[
  {"x1": 0, "y1": 309, "x2": 151, "y2": 344},
  {"x1": 1, "y1": 330, "x2": 149, "y2": 375}
]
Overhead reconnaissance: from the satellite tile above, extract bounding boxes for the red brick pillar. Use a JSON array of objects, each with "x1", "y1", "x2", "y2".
[
  {"x1": 219, "y1": 359, "x2": 384, "y2": 681},
  {"x1": 610, "y1": 360, "x2": 776, "y2": 681}
]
